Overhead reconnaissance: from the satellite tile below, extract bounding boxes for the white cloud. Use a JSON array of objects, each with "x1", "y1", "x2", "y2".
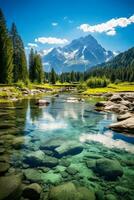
[
  {"x1": 106, "y1": 29, "x2": 116, "y2": 36},
  {"x1": 28, "y1": 43, "x2": 38, "y2": 48},
  {"x1": 79, "y1": 131, "x2": 134, "y2": 153},
  {"x1": 79, "y1": 15, "x2": 134, "y2": 36},
  {"x1": 52, "y1": 22, "x2": 58, "y2": 26},
  {"x1": 35, "y1": 37, "x2": 69, "y2": 44}
]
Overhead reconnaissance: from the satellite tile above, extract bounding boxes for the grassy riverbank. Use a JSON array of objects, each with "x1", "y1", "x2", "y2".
[
  {"x1": 0, "y1": 82, "x2": 134, "y2": 103},
  {"x1": 82, "y1": 82, "x2": 134, "y2": 95}
]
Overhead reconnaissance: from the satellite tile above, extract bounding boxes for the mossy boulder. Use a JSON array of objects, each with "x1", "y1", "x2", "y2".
[
  {"x1": 55, "y1": 141, "x2": 83, "y2": 158},
  {"x1": 12, "y1": 136, "x2": 31, "y2": 149},
  {"x1": 95, "y1": 158, "x2": 123, "y2": 180},
  {"x1": 48, "y1": 182, "x2": 95, "y2": 200},
  {"x1": 0, "y1": 162, "x2": 10, "y2": 174},
  {"x1": 0, "y1": 174, "x2": 22, "y2": 200},
  {"x1": 24, "y1": 150, "x2": 45, "y2": 167}
]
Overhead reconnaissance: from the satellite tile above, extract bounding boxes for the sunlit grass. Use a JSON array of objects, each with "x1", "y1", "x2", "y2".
[{"x1": 83, "y1": 82, "x2": 134, "y2": 95}]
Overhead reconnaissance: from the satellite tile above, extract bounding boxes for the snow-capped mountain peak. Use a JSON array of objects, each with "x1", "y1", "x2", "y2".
[{"x1": 43, "y1": 34, "x2": 114, "y2": 73}]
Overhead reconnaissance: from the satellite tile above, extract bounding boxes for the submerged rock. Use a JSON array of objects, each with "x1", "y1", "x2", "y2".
[
  {"x1": 43, "y1": 156, "x2": 58, "y2": 168},
  {"x1": 95, "y1": 158, "x2": 123, "y2": 180},
  {"x1": 55, "y1": 141, "x2": 83, "y2": 158},
  {"x1": 109, "y1": 116, "x2": 134, "y2": 134},
  {"x1": 48, "y1": 182, "x2": 95, "y2": 200},
  {"x1": 0, "y1": 174, "x2": 22, "y2": 200},
  {"x1": 22, "y1": 183, "x2": 42, "y2": 200},
  {"x1": 115, "y1": 186, "x2": 129, "y2": 195},
  {"x1": 105, "y1": 194, "x2": 117, "y2": 200},
  {"x1": 12, "y1": 136, "x2": 31, "y2": 149},
  {"x1": 0, "y1": 162, "x2": 10, "y2": 174},
  {"x1": 66, "y1": 167, "x2": 78, "y2": 175},
  {"x1": 24, "y1": 169, "x2": 42, "y2": 182},
  {"x1": 40, "y1": 138, "x2": 64, "y2": 150},
  {"x1": 86, "y1": 160, "x2": 96, "y2": 170},
  {"x1": 42, "y1": 171, "x2": 62, "y2": 185},
  {"x1": 24, "y1": 150, "x2": 45, "y2": 167}
]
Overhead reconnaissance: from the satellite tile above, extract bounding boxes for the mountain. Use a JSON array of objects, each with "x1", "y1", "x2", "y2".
[
  {"x1": 87, "y1": 47, "x2": 134, "y2": 82},
  {"x1": 43, "y1": 35, "x2": 114, "y2": 73}
]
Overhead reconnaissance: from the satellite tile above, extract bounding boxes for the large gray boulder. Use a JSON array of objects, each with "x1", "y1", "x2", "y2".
[
  {"x1": 48, "y1": 182, "x2": 95, "y2": 200},
  {"x1": 55, "y1": 141, "x2": 83, "y2": 158},
  {"x1": 109, "y1": 116, "x2": 134, "y2": 134},
  {"x1": 0, "y1": 174, "x2": 22, "y2": 200},
  {"x1": 95, "y1": 158, "x2": 123, "y2": 180},
  {"x1": 117, "y1": 112, "x2": 132, "y2": 121},
  {"x1": 110, "y1": 94, "x2": 122, "y2": 102},
  {"x1": 104, "y1": 103, "x2": 128, "y2": 114}
]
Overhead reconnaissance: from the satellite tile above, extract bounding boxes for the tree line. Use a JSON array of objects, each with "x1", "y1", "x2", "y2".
[{"x1": 0, "y1": 9, "x2": 44, "y2": 84}]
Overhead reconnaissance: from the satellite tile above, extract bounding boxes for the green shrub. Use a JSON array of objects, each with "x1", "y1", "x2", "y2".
[
  {"x1": 15, "y1": 80, "x2": 26, "y2": 89},
  {"x1": 86, "y1": 77, "x2": 110, "y2": 88},
  {"x1": 77, "y1": 82, "x2": 87, "y2": 91}
]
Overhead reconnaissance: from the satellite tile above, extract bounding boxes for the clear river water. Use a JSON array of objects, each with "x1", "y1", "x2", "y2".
[{"x1": 0, "y1": 94, "x2": 134, "y2": 200}]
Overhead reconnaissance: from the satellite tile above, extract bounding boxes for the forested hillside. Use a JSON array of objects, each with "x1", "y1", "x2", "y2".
[{"x1": 86, "y1": 47, "x2": 134, "y2": 82}]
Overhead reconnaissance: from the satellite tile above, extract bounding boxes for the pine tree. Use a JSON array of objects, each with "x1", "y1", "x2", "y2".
[
  {"x1": 0, "y1": 9, "x2": 13, "y2": 84},
  {"x1": 50, "y1": 68, "x2": 56, "y2": 84},
  {"x1": 10, "y1": 23, "x2": 28, "y2": 82},
  {"x1": 29, "y1": 48, "x2": 35, "y2": 82},
  {"x1": 33, "y1": 54, "x2": 44, "y2": 83}
]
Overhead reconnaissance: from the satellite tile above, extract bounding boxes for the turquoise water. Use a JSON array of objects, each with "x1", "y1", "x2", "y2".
[{"x1": 0, "y1": 94, "x2": 134, "y2": 199}]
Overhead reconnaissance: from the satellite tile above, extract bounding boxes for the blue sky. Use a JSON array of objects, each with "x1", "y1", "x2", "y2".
[{"x1": 0, "y1": 0, "x2": 134, "y2": 53}]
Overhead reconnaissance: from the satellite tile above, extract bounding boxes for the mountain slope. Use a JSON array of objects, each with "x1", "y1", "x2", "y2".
[
  {"x1": 43, "y1": 35, "x2": 114, "y2": 73},
  {"x1": 87, "y1": 47, "x2": 134, "y2": 82}
]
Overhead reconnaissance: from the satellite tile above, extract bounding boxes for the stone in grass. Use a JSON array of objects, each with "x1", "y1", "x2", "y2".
[
  {"x1": 66, "y1": 167, "x2": 78, "y2": 175},
  {"x1": 48, "y1": 182, "x2": 95, "y2": 200},
  {"x1": 0, "y1": 162, "x2": 10, "y2": 174},
  {"x1": 22, "y1": 183, "x2": 42, "y2": 200},
  {"x1": 55, "y1": 141, "x2": 83, "y2": 158},
  {"x1": 0, "y1": 174, "x2": 22, "y2": 200},
  {"x1": 95, "y1": 158, "x2": 123, "y2": 181}
]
